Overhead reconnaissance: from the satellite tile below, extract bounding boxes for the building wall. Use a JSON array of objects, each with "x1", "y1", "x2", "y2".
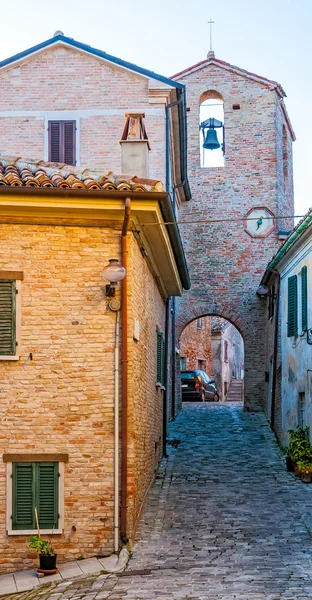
[
  {"x1": 211, "y1": 321, "x2": 244, "y2": 402},
  {"x1": 0, "y1": 45, "x2": 166, "y2": 181},
  {"x1": 174, "y1": 60, "x2": 294, "y2": 410},
  {"x1": 278, "y1": 232, "x2": 312, "y2": 446},
  {"x1": 0, "y1": 223, "x2": 165, "y2": 572},
  {"x1": 179, "y1": 317, "x2": 212, "y2": 373}
]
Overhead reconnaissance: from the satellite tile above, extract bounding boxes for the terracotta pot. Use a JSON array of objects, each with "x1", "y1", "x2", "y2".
[{"x1": 301, "y1": 472, "x2": 312, "y2": 484}]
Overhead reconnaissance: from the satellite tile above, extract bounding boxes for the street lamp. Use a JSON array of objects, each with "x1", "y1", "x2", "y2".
[{"x1": 103, "y1": 259, "x2": 126, "y2": 297}]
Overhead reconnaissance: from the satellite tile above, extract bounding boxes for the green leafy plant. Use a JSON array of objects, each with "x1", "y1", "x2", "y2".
[
  {"x1": 287, "y1": 426, "x2": 312, "y2": 463},
  {"x1": 28, "y1": 535, "x2": 54, "y2": 556}
]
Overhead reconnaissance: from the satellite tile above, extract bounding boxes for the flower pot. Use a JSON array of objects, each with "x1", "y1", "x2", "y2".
[
  {"x1": 39, "y1": 554, "x2": 57, "y2": 571},
  {"x1": 301, "y1": 472, "x2": 312, "y2": 484},
  {"x1": 286, "y1": 456, "x2": 295, "y2": 472},
  {"x1": 294, "y1": 464, "x2": 301, "y2": 477}
]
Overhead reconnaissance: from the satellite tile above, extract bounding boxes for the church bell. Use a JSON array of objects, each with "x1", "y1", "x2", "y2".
[{"x1": 203, "y1": 127, "x2": 220, "y2": 150}]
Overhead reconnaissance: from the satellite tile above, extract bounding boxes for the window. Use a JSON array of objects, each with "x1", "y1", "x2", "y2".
[
  {"x1": 287, "y1": 267, "x2": 308, "y2": 337},
  {"x1": 287, "y1": 275, "x2": 298, "y2": 337},
  {"x1": 197, "y1": 318, "x2": 203, "y2": 330},
  {"x1": 268, "y1": 285, "x2": 275, "y2": 320},
  {"x1": 5, "y1": 457, "x2": 66, "y2": 535},
  {"x1": 156, "y1": 330, "x2": 165, "y2": 386},
  {"x1": 180, "y1": 356, "x2": 187, "y2": 370},
  {"x1": 224, "y1": 340, "x2": 228, "y2": 363},
  {"x1": 0, "y1": 272, "x2": 22, "y2": 360},
  {"x1": 199, "y1": 91, "x2": 224, "y2": 168},
  {"x1": 197, "y1": 359, "x2": 206, "y2": 370},
  {"x1": 48, "y1": 121, "x2": 76, "y2": 165},
  {"x1": 298, "y1": 391, "x2": 306, "y2": 428}
]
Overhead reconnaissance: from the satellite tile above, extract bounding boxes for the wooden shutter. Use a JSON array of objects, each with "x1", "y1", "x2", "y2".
[
  {"x1": 0, "y1": 280, "x2": 16, "y2": 355},
  {"x1": 301, "y1": 266, "x2": 308, "y2": 332},
  {"x1": 287, "y1": 275, "x2": 298, "y2": 337},
  {"x1": 37, "y1": 463, "x2": 58, "y2": 529},
  {"x1": 48, "y1": 121, "x2": 76, "y2": 165},
  {"x1": 157, "y1": 331, "x2": 163, "y2": 384},
  {"x1": 12, "y1": 463, "x2": 35, "y2": 529},
  {"x1": 161, "y1": 336, "x2": 165, "y2": 386},
  {"x1": 49, "y1": 121, "x2": 61, "y2": 163},
  {"x1": 63, "y1": 121, "x2": 76, "y2": 166}
]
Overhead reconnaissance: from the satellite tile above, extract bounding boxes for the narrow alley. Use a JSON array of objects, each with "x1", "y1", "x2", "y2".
[{"x1": 4, "y1": 403, "x2": 312, "y2": 600}]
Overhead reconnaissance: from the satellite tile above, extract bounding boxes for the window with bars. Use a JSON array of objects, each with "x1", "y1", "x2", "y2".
[
  {"x1": 48, "y1": 121, "x2": 76, "y2": 165},
  {"x1": 12, "y1": 462, "x2": 59, "y2": 530},
  {"x1": 156, "y1": 330, "x2": 165, "y2": 386},
  {"x1": 0, "y1": 279, "x2": 16, "y2": 356}
]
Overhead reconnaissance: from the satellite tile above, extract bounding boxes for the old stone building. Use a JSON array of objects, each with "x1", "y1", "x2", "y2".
[{"x1": 172, "y1": 51, "x2": 295, "y2": 411}]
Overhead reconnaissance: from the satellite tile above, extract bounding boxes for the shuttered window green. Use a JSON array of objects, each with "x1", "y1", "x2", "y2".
[
  {"x1": 156, "y1": 331, "x2": 165, "y2": 386},
  {"x1": 0, "y1": 280, "x2": 16, "y2": 355},
  {"x1": 287, "y1": 275, "x2": 298, "y2": 337},
  {"x1": 301, "y1": 266, "x2": 308, "y2": 332},
  {"x1": 12, "y1": 462, "x2": 58, "y2": 530}
]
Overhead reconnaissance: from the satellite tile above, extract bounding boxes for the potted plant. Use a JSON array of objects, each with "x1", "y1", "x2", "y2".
[
  {"x1": 287, "y1": 426, "x2": 312, "y2": 472},
  {"x1": 28, "y1": 535, "x2": 57, "y2": 571},
  {"x1": 28, "y1": 508, "x2": 57, "y2": 572},
  {"x1": 299, "y1": 463, "x2": 312, "y2": 484}
]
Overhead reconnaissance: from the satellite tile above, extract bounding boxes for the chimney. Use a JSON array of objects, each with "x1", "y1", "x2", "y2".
[{"x1": 120, "y1": 113, "x2": 150, "y2": 178}]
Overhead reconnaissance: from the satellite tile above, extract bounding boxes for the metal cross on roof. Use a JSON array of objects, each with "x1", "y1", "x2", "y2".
[{"x1": 207, "y1": 18, "x2": 215, "y2": 51}]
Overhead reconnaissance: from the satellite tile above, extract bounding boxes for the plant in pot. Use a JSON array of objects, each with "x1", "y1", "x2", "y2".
[
  {"x1": 28, "y1": 535, "x2": 57, "y2": 571},
  {"x1": 299, "y1": 463, "x2": 312, "y2": 484},
  {"x1": 28, "y1": 508, "x2": 57, "y2": 572},
  {"x1": 287, "y1": 426, "x2": 312, "y2": 472}
]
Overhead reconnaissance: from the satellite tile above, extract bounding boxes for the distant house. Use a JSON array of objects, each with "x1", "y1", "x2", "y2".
[
  {"x1": 179, "y1": 317, "x2": 212, "y2": 373},
  {"x1": 261, "y1": 210, "x2": 312, "y2": 444}
]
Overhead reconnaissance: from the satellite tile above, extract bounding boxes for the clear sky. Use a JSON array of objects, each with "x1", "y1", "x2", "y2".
[{"x1": 1, "y1": 0, "x2": 311, "y2": 217}]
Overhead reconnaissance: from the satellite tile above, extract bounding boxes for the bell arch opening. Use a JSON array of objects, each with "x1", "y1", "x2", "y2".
[
  {"x1": 199, "y1": 90, "x2": 225, "y2": 169},
  {"x1": 179, "y1": 315, "x2": 244, "y2": 404}
]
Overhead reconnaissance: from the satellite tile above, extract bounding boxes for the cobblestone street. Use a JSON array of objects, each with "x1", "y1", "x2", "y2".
[{"x1": 3, "y1": 403, "x2": 312, "y2": 600}]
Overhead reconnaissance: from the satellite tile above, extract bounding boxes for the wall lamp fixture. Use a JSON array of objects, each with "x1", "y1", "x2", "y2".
[
  {"x1": 103, "y1": 259, "x2": 126, "y2": 297},
  {"x1": 256, "y1": 285, "x2": 275, "y2": 298}
]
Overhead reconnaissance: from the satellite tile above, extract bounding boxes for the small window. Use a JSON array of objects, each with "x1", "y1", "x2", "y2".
[
  {"x1": 298, "y1": 391, "x2": 306, "y2": 428},
  {"x1": 12, "y1": 462, "x2": 58, "y2": 531},
  {"x1": 268, "y1": 285, "x2": 275, "y2": 320},
  {"x1": 224, "y1": 340, "x2": 228, "y2": 363},
  {"x1": 48, "y1": 121, "x2": 76, "y2": 165},
  {"x1": 197, "y1": 359, "x2": 206, "y2": 370},
  {"x1": 156, "y1": 330, "x2": 165, "y2": 386},
  {"x1": 197, "y1": 318, "x2": 203, "y2": 330},
  {"x1": 180, "y1": 356, "x2": 187, "y2": 370},
  {"x1": 287, "y1": 275, "x2": 298, "y2": 337}
]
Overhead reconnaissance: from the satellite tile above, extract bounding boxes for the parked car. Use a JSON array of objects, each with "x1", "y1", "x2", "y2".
[{"x1": 181, "y1": 370, "x2": 219, "y2": 402}]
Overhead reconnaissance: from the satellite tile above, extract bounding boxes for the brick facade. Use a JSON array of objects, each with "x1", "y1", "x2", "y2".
[
  {"x1": 173, "y1": 57, "x2": 294, "y2": 411},
  {"x1": 179, "y1": 316, "x2": 212, "y2": 373},
  {"x1": 0, "y1": 222, "x2": 166, "y2": 572}
]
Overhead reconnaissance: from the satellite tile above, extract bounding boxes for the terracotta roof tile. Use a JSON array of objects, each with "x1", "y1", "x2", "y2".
[{"x1": 0, "y1": 156, "x2": 164, "y2": 193}]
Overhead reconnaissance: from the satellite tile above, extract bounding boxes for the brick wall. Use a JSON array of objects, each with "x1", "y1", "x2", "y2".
[
  {"x1": 179, "y1": 316, "x2": 212, "y2": 373},
  {"x1": 0, "y1": 223, "x2": 165, "y2": 572},
  {"x1": 174, "y1": 60, "x2": 294, "y2": 411}
]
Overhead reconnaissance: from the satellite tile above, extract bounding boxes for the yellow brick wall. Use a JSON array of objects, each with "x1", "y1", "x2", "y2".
[{"x1": 0, "y1": 223, "x2": 166, "y2": 572}]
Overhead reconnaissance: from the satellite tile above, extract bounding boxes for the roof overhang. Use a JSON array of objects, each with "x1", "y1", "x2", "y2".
[{"x1": 0, "y1": 187, "x2": 190, "y2": 296}]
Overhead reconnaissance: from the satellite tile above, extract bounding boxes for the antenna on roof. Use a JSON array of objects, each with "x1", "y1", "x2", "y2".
[
  {"x1": 207, "y1": 19, "x2": 215, "y2": 58},
  {"x1": 54, "y1": 30, "x2": 64, "y2": 37}
]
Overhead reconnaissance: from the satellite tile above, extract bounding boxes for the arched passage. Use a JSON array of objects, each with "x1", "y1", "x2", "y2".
[{"x1": 178, "y1": 313, "x2": 244, "y2": 404}]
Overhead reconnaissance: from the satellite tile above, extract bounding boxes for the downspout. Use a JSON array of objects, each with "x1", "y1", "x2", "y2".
[
  {"x1": 163, "y1": 299, "x2": 170, "y2": 457},
  {"x1": 114, "y1": 310, "x2": 120, "y2": 552},
  {"x1": 121, "y1": 197, "x2": 131, "y2": 542},
  {"x1": 270, "y1": 273, "x2": 280, "y2": 430}
]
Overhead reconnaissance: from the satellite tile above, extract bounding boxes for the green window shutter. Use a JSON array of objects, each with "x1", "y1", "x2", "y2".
[
  {"x1": 157, "y1": 331, "x2": 162, "y2": 384},
  {"x1": 0, "y1": 280, "x2": 16, "y2": 355},
  {"x1": 12, "y1": 463, "x2": 35, "y2": 529},
  {"x1": 287, "y1": 275, "x2": 298, "y2": 337},
  {"x1": 161, "y1": 337, "x2": 165, "y2": 386},
  {"x1": 301, "y1": 266, "x2": 308, "y2": 332},
  {"x1": 37, "y1": 463, "x2": 58, "y2": 529}
]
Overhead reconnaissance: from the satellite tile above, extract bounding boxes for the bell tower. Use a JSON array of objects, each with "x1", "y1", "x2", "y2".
[{"x1": 173, "y1": 52, "x2": 295, "y2": 410}]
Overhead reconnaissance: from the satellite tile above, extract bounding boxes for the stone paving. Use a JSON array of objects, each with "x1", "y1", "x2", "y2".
[{"x1": 2, "y1": 403, "x2": 312, "y2": 599}]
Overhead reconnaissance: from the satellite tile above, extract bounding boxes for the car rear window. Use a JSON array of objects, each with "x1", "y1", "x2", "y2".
[{"x1": 181, "y1": 371, "x2": 197, "y2": 379}]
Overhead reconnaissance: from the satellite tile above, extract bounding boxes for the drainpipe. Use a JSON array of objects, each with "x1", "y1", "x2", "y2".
[
  {"x1": 121, "y1": 197, "x2": 131, "y2": 542},
  {"x1": 114, "y1": 309, "x2": 120, "y2": 552},
  {"x1": 270, "y1": 273, "x2": 280, "y2": 429},
  {"x1": 163, "y1": 299, "x2": 170, "y2": 457}
]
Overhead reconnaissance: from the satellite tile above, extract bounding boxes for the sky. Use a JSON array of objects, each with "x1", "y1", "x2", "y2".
[{"x1": 1, "y1": 0, "x2": 311, "y2": 217}]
